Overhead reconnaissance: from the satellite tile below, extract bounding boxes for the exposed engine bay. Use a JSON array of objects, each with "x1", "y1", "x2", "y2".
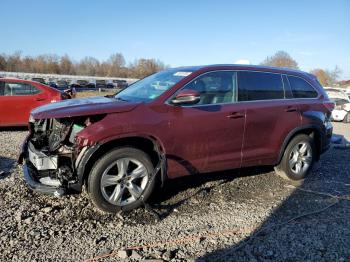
[{"x1": 26, "y1": 115, "x2": 105, "y2": 190}]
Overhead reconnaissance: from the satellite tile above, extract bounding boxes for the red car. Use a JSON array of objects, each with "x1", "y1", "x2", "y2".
[
  {"x1": 19, "y1": 65, "x2": 334, "y2": 213},
  {"x1": 0, "y1": 78, "x2": 63, "y2": 126}
]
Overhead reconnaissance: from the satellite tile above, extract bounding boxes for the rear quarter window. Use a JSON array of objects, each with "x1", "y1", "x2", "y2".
[
  {"x1": 288, "y1": 76, "x2": 318, "y2": 98},
  {"x1": 238, "y1": 71, "x2": 284, "y2": 101}
]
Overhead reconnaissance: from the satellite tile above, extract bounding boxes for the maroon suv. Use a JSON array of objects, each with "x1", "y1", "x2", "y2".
[{"x1": 19, "y1": 65, "x2": 334, "y2": 213}]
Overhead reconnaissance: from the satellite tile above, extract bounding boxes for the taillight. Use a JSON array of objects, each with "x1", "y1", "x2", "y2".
[{"x1": 323, "y1": 101, "x2": 335, "y2": 112}]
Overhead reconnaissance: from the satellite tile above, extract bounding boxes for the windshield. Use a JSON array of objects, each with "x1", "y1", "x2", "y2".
[{"x1": 115, "y1": 69, "x2": 194, "y2": 102}]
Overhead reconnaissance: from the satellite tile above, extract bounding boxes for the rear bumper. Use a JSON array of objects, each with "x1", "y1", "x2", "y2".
[{"x1": 23, "y1": 163, "x2": 65, "y2": 196}]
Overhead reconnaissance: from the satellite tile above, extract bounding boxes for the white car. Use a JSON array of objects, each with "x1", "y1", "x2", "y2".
[
  {"x1": 325, "y1": 88, "x2": 350, "y2": 123},
  {"x1": 345, "y1": 89, "x2": 350, "y2": 99}
]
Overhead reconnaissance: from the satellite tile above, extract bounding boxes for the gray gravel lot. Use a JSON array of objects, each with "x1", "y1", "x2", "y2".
[{"x1": 0, "y1": 123, "x2": 349, "y2": 261}]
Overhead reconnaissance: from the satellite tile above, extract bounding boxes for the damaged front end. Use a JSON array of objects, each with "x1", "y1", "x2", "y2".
[{"x1": 19, "y1": 115, "x2": 104, "y2": 196}]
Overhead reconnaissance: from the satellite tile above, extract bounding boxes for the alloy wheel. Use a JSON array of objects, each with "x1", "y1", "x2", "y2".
[
  {"x1": 100, "y1": 158, "x2": 149, "y2": 206},
  {"x1": 288, "y1": 142, "x2": 312, "y2": 175}
]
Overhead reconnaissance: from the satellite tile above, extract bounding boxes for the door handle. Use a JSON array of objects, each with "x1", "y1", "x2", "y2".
[
  {"x1": 36, "y1": 97, "x2": 45, "y2": 101},
  {"x1": 227, "y1": 112, "x2": 245, "y2": 119},
  {"x1": 285, "y1": 107, "x2": 297, "y2": 112}
]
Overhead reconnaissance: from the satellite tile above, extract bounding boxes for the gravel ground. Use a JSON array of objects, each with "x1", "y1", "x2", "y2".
[{"x1": 0, "y1": 123, "x2": 349, "y2": 261}]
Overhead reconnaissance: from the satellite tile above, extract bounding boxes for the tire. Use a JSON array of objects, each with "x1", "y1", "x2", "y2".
[
  {"x1": 88, "y1": 147, "x2": 155, "y2": 213},
  {"x1": 274, "y1": 134, "x2": 316, "y2": 181},
  {"x1": 343, "y1": 113, "x2": 350, "y2": 123}
]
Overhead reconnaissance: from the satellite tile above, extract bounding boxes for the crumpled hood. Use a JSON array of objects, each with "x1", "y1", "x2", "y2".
[{"x1": 31, "y1": 96, "x2": 141, "y2": 119}]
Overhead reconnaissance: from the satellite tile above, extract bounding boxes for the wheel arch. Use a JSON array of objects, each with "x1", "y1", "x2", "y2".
[
  {"x1": 76, "y1": 135, "x2": 166, "y2": 192},
  {"x1": 277, "y1": 125, "x2": 323, "y2": 164}
]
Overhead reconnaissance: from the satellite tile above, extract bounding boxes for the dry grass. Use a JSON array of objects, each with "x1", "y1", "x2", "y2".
[{"x1": 76, "y1": 89, "x2": 119, "y2": 98}]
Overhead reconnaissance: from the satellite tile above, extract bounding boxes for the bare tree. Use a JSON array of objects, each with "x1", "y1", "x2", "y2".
[
  {"x1": 107, "y1": 53, "x2": 126, "y2": 76},
  {"x1": 97, "y1": 62, "x2": 110, "y2": 76},
  {"x1": 60, "y1": 55, "x2": 75, "y2": 75},
  {"x1": 22, "y1": 56, "x2": 35, "y2": 73},
  {"x1": 45, "y1": 54, "x2": 60, "y2": 74},
  {"x1": 6, "y1": 51, "x2": 23, "y2": 72},
  {"x1": 261, "y1": 51, "x2": 299, "y2": 69},
  {"x1": 0, "y1": 51, "x2": 167, "y2": 78},
  {"x1": 310, "y1": 69, "x2": 330, "y2": 86},
  {"x1": 32, "y1": 55, "x2": 47, "y2": 73},
  {"x1": 310, "y1": 66, "x2": 342, "y2": 86},
  {"x1": 105, "y1": 53, "x2": 124, "y2": 77},
  {"x1": 76, "y1": 56, "x2": 100, "y2": 76},
  {"x1": 129, "y1": 58, "x2": 166, "y2": 78},
  {"x1": 329, "y1": 65, "x2": 341, "y2": 85},
  {"x1": 108, "y1": 53, "x2": 125, "y2": 68},
  {"x1": 0, "y1": 54, "x2": 6, "y2": 71}
]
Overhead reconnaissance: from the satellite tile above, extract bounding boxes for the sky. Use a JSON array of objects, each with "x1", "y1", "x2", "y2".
[{"x1": 1, "y1": 0, "x2": 349, "y2": 79}]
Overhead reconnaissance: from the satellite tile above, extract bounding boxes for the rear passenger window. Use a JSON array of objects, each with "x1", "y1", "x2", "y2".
[
  {"x1": 238, "y1": 71, "x2": 284, "y2": 101},
  {"x1": 3, "y1": 82, "x2": 41, "y2": 96},
  {"x1": 288, "y1": 76, "x2": 318, "y2": 98},
  {"x1": 31, "y1": 86, "x2": 41, "y2": 94}
]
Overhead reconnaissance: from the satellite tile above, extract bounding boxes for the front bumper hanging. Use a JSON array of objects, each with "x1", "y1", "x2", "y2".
[
  {"x1": 19, "y1": 137, "x2": 66, "y2": 197},
  {"x1": 22, "y1": 164, "x2": 65, "y2": 197}
]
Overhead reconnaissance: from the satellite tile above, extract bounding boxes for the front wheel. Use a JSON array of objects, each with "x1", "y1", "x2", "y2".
[
  {"x1": 88, "y1": 147, "x2": 155, "y2": 213},
  {"x1": 274, "y1": 134, "x2": 316, "y2": 181}
]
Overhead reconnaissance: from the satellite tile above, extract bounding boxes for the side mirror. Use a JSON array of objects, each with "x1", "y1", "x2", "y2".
[{"x1": 171, "y1": 89, "x2": 200, "y2": 105}]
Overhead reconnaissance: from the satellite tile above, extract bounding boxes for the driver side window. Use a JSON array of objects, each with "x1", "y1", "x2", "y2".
[{"x1": 183, "y1": 71, "x2": 237, "y2": 105}]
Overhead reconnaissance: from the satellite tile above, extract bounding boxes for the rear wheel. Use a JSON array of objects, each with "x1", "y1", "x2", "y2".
[
  {"x1": 88, "y1": 147, "x2": 155, "y2": 213},
  {"x1": 274, "y1": 134, "x2": 315, "y2": 181}
]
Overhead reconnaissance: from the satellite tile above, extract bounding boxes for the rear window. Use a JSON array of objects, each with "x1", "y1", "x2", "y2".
[
  {"x1": 238, "y1": 71, "x2": 284, "y2": 101},
  {"x1": 288, "y1": 76, "x2": 318, "y2": 98}
]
